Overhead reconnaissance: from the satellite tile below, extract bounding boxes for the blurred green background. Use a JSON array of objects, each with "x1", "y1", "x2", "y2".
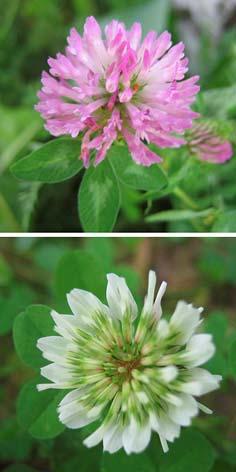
[
  {"x1": 1, "y1": 236, "x2": 236, "y2": 471},
  {"x1": 1, "y1": 0, "x2": 236, "y2": 232}
]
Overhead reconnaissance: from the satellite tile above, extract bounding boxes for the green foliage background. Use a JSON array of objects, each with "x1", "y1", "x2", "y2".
[
  {"x1": 1, "y1": 0, "x2": 236, "y2": 232},
  {"x1": 1, "y1": 236, "x2": 236, "y2": 471}
]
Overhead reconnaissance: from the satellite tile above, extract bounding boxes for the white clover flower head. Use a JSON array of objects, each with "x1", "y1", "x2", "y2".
[{"x1": 37, "y1": 271, "x2": 221, "y2": 454}]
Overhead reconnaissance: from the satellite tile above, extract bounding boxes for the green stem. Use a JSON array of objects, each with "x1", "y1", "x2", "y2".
[
  {"x1": 173, "y1": 187, "x2": 200, "y2": 211},
  {"x1": 173, "y1": 187, "x2": 210, "y2": 231},
  {"x1": 0, "y1": 120, "x2": 41, "y2": 174},
  {"x1": 0, "y1": 193, "x2": 21, "y2": 232},
  {"x1": 0, "y1": 0, "x2": 20, "y2": 40}
]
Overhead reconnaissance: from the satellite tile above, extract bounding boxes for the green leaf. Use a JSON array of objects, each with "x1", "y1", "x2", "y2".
[
  {"x1": 198, "y1": 240, "x2": 236, "y2": 284},
  {"x1": 3, "y1": 466, "x2": 37, "y2": 472},
  {"x1": 53, "y1": 430, "x2": 102, "y2": 472},
  {"x1": 54, "y1": 249, "x2": 107, "y2": 311},
  {"x1": 0, "y1": 254, "x2": 13, "y2": 286},
  {"x1": 120, "y1": 185, "x2": 142, "y2": 223},
  {"x1": 13, "y1": 305, "x2": 54, "y2": 369},
  {"x1": 205, "y1": 312, "x2": 229, "y2": 376},
  {"x1": 146, "y1": 208, "x2": 213, "y2": 223},
  {"x1": 0, "y1": 192, "x2": 21, "y2": 232},
  {"x1": 78, "y1": 159, "x2": 120, "y2": 232},
  {"x1": 17, "y1": 377, "x2": 65, "y2": 440},
  {"x1": 0, "y1": 418, "x2": 33, "y2": 462},
  {"x1": 0, "y1": 105, "x2": 41, "y2": 174},
  {"x1": 205, "y1": 312, "x2": 228, "y2": 349},
  {"x1": 11, "y1": 138, "x2": 83, "y2": 183},
  {"x1": 212, "y1": 460, "x2": 235, "y2": 472},
  {"x1": 198, "y1": 246, "x2": 227, "y2": 284},
  {"x1": 102, "y1": 450, "x2": 156, "y2": 472},
  {"x1": 0, "y1": 284, "x2": 35, "y2": 336},
  {"x1": 212, "y1": 210, "x2": 236, "y2": 232},
  {"x1": 206, "y1": 350, "x2": 228, "y2": 378},
  {"x1": 33, "y1": 242, "x2": 68, "y2": 272},
  {"x1": 55, "y1": 452, "x2": 101, "y2": 472},
  {"x1": 108, "y1": 144, "x2": 168, "y2": 191},
  {"x1": 101, "y1": 0, "x2": 170, "y2": 35},
  {"x1": 229, "y1": 338, "x2": 236, "y2": 379},
  {"x1": 85, "y1": 238, "x2": 115, "y2": 272},
  {"x1": 157, "y1": 429, "x2": 216, "y2": 472},
  {"x1": 201, "y1": 85, "x2": 236, "y2": 119},
  {"x1": 19, "y1": 182, "x2": 42, "y2": 231}
]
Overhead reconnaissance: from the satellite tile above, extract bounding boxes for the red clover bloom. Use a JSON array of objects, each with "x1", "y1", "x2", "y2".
[
  {"x1": 36, "y1": 17, "x2": 200, "y2": 167},
  {"x1": 187, "y1": 121, "x2": 233, "y2": 164}
]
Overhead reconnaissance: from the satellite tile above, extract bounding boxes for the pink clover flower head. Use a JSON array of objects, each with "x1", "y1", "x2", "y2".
[
  {"x1": 36, "y1": 16, "x2": 200, "y2": 167},
  {"x1": 188, "y1": 122, "x2": 233, "y2": 164}
]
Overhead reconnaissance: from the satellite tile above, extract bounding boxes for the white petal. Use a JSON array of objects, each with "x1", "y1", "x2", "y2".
[
  {"x1": 142, "y1": 270, "x2": 157, "y2": 314},
  {"x1": 169, "y1": 301, "x2": 203, "y2": 344},
  {"x1": 122, "y1": 417, "x2": 151, "y2": 454},
  {"x1": 40, "y1": 363, "x2": 73, "y2": 385},
  {"x1": 136, "y1": 391, "x2": 149, "y2": 404},
  {"x1": 103, "y1": 424, "x2": 123, "y2": 453},
  {"x1": 106, "y1": 273, "x2": 137, "y2": 320},
  {"x1": 168, "y1": 393, "x2": 198, "y2": 426},
  {"x1": 158, "y1": 366, "x2": 178, "y2": 383},
  {"x1": 197, "y1": 402, "x2": 213, "y2": 414},
  {"x1": 159, "y1": 434, "x2": 169, "y2": 453},
  {"x1": 51, "y1": 310, "x2": 82, "y2": 340},
  {"x1": 149, "y1": 411, "x2": 160, "y2": 431},
  {"x1": 180, "y1": 368, "x2": 222, "y2": 396},
  {"x1": 150, "y1": 414, "x2": 169, "y2": 452},
  {"x1": 37, "y1": 383, "x2": 66, "y2": 391},
  {"x1": 83, "y1": 424, "x2": 105, "y2": 448},
  {"x1": 58, "y1": 389, "x2": 85, "y2": 414},
  {"x1": 165, "y1": 393, "x2": 183, "y2": 407},
  {"x1": 37, "y1": 336, "x2": 70, "y2": 364},
  {"x1": 67, "y1": 289, "x2": 108, "y2": 321},
  {"x1": 60, "y1": 410, "x2": 95, "y2": 429},
  {"x1": 181, "y1": 334, "x2": 215, "y2": 367},
  {"x1": 156, "y1": 318, "x2": 170, "y2": 339},
  {"x1": 59, "y1": 388, "x2": 86, "y2": 406},
  {"x1": 156, "y1": 413, "x2": 181, "y2": 442},
  {"x1": 58, "y1": 389, "x2": 99, "y2": 429},
  {"x1": 153, "y1": 281, "x2": 167, "y2": 319}
]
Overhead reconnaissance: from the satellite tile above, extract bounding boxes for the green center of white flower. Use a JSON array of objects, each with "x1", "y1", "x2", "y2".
[{"x1": 65, "y1": 310, "x2": 175, "y2": 424}]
